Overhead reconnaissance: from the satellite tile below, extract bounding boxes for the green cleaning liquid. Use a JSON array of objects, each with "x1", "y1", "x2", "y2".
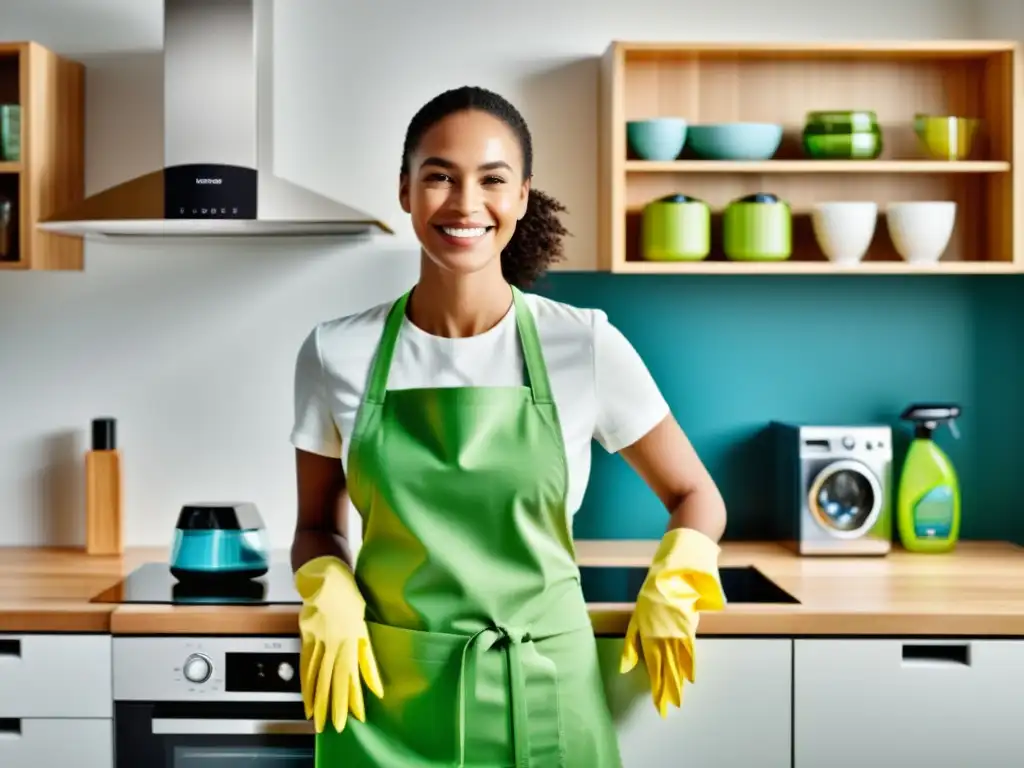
[{"x1": 896, "y1": 404, "x2": 961, "y2": 553}]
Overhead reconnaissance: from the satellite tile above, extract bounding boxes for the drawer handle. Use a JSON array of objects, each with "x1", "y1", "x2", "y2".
[
  {"x1": 152, "y1": 718, "x2": 313, "y2": 736},
  {"x1": 902, "y1": 643, "x2": 970, "y2": 667},
  {"x1": 0, "y1": 640, "x2": 19, "y2": 658},
  {"x1": 0, "y1": 719, "x2": 20, "y2": 739}
]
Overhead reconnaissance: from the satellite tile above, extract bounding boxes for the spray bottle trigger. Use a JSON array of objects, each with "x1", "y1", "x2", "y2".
[{"x1": 948, "y1": 420, "x2": 960, "y2": 440}]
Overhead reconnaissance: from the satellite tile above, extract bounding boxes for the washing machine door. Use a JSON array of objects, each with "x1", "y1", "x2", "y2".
[{"x1": 807, "y1": 458, "x2": 882, "y2": 538}]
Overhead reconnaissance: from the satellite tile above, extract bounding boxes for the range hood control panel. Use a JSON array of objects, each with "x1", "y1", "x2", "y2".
[{"x1": 165, "y1": 163, "x2": 257, "y2": 219}]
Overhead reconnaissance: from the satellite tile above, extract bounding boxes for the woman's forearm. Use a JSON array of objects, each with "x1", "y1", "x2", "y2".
[
  {"x1": 291, "y1": 529, "x2": 354, "y2": 572},
  {"x1": 666, "y1": 485, "x2": 727, "y2": 543}
]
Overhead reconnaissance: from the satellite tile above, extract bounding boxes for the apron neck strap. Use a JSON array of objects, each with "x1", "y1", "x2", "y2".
[
  {"x1": 365, "y1": 290, "x2": 410, "y2": 405},
  {"x1": 365, "y1": 285, "x2": 555, "y2": 405},
  {"x1": 511, "y1": 286, "x2": 554, "y2": 404}
]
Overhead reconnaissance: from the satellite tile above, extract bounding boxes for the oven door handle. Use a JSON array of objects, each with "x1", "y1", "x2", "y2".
[{"x1": 151, "y1": 718, "x2": 314, "y2": 736}]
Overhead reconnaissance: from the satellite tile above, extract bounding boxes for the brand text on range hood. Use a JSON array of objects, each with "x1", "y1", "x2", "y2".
[{"x1": 40, "y1": 0, "x2": 391, "y2": 238}]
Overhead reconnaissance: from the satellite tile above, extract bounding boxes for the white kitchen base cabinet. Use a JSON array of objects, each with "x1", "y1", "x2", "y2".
[
  {"x1": 595, "y1": 637, "x2": 792, "y2": 768},
  {"x1": 0, "y1": 634, "x2": 112, "y2": 717},
  {"x1": 0, "y1": 718, "x2": 113, "y2": 767},
  {"x1": 794, "y1": 639, "x2": 1024, "y2": 768},
  {"x1": 0, "y1": 634, "x2": 113, "y2": 767}
]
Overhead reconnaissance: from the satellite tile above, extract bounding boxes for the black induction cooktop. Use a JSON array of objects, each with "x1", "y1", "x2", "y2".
[
  {"x1": 577, "y1": 565, "x2": 799, "y2": 605},
  {"x1": 91, "y1": 562, "x2": 799, "y2": 606},
  {"x1": 90, "y1": 562, "x2": 302, "y2": 605}
]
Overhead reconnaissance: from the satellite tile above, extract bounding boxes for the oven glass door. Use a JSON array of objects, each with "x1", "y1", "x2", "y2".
[
  {"x1": 117, "y1": 702, "x2": 314, "y2": 767},
  {"x1": 161, "y1": 719, "x2": 313, "y2": 767},
  {"x1": 174, "y1": 745, "x2": 311, "y2": 767}
]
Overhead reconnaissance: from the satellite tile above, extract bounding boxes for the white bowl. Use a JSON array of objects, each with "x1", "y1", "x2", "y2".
[
  {"x1": 811, "y1": 202, "x2": 878, "y2": 264},
  {"x1": 886, "y1": 201, "x2": 957, "y2": 264}
]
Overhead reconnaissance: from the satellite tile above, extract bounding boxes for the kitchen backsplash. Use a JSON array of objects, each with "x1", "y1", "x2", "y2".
[
  {"x1": 0, "y1": 0, "x2": 1020, "y2": 548},
  {"x1": 535, "y1": 273, "x2": 1024, "y2": 545}
]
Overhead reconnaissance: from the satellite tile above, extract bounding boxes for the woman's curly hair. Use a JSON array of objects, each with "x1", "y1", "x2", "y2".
[{"x1": 400, "y1": 86, "x2": 569, "y2": 288}]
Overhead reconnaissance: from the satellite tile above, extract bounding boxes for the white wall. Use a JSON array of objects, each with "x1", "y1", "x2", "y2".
[{"x1": 0, "y1": 0, "x2": 989, "y2": 548}]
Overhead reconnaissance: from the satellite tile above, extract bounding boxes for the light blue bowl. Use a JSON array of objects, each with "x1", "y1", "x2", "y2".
[
  {"x1": 687, "y1": 122, "x2": 783, "y2": 160},
  {"x1": 627, "y1": 118, "x2": 688, "y2": 161}
]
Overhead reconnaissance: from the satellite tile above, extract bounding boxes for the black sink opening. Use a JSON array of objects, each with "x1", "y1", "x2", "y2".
[{"x1": 577, "y1": 565, "x2": 799, "y2": 605}]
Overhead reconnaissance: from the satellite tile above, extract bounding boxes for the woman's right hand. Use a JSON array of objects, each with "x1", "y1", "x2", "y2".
[{"x1": 295, "y1": 556, "x2": 385, "y2": 733}]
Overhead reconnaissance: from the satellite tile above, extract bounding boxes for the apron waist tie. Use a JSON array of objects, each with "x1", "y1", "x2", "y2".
[{"x1": 456, "y1": 624, "x2": 533, "y2": 768}]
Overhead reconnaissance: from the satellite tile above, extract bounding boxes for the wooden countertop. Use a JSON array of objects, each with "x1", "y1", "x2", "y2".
[{"x1": 0, "y1": 541, "x2": 1021, "y2": 637}]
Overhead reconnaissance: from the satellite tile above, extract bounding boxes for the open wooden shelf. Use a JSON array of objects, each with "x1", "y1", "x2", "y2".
[
  {"x1": 613, "y1": 259, "x2": 1024, "y2": 275},
  {"x1": 599, "y1": 40, "x2": 1023, "y2": 275},
  {"x1": 0, "y1": 42, "x2": 84, "y2": 272},
  {"x1": 625, "y1": 160, "x2": 1010, "y2": 174}
]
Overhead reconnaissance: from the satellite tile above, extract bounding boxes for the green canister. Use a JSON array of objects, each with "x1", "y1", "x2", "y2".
[
  {"x1": 641, "y1": 194, "x2": 711, "y2": 261},
  {"x1": 0, "y1": 105, "x2": 19, "y2": 162},
  {"x1": 723, "y1": 193, "x2": 792, "y2": 261}
]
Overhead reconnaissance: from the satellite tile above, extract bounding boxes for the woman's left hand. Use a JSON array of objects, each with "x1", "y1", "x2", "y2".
[{"x1": 619, "y1": 527, "x2": 726, "y2": 717}]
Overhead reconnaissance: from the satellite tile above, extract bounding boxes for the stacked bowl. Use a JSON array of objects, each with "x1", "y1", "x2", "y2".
[{"x1": 626, "y1": 118, "x2": 783, "y2": 161}]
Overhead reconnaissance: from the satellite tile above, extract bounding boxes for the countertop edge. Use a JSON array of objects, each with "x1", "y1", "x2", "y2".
[
  {"x1": 4, "y1": 540, "x2": 1024, "y2": 637},
  {"x1": 107, "y1": 605, "x2": 1024, "y2": 638},
  {"x1": 0, "y1": 603, "x2": 114, "y2": 633}
]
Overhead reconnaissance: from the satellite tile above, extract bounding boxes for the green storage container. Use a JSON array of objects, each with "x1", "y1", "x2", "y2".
[
  {"x1": 0, "y1": 105, "x2": 20, "y2": 162},
  {"x1": 641, "y1": 194, "x2": 711, "y2": 261},
  {"x1": 723, "y1": 193, "x2": 792, "y2": 261}
]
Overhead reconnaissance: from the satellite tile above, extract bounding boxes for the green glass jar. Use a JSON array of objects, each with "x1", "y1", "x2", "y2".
[{"x1": 802, "y1": 110, "x2": 883, "y2": 159}]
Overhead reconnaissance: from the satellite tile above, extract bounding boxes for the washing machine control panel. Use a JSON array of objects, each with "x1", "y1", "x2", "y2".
[{"x1": 817, "y1": 434, "x2": 886, "y2": 452}]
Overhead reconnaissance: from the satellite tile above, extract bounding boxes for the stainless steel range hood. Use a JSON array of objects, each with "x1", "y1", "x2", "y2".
[{"x1": 40, "y1": 0, "x2": 392, "y2": 239}]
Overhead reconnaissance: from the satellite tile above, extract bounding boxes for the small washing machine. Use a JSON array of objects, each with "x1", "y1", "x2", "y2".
[{"x1": 773, "y1": 422, "x2": 893, "y2": 555}]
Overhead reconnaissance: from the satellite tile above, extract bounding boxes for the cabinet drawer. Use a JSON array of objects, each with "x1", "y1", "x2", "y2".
[
  {"x1": 597, "y1": 638, "x2": 792, "y2": 768},
  {"x1": 795, "y1": 639, "x2": 1024, "y2": 768},
  {"x1": 0, "y1": 718, "x2": 112, "y2": 768},
  {"x1": 0, "y1": 635, "x2": 111, "y2": 718}
]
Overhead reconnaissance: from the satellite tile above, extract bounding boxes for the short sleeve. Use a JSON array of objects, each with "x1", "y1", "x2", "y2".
[
  {"x1": 290, "y1": 325, "x2": 343, "y2": 458},
  {"x1": 592, "y1": 313, "x2": 670, "y2": 453}
]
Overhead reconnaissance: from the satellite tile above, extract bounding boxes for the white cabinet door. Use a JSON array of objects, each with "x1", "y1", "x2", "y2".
[
  {"x1": 795, "y1": 639, "x2": 1024, "y2": 768},
  {"x1": 0, "y1": 634, "x2": 112, "y2": 717},
  {"x1": 595, "y1": 637, "x2": 792, "y2": 768},
  {"x1": 0, "y1": 719, "x2": 112, "y2": 768}
]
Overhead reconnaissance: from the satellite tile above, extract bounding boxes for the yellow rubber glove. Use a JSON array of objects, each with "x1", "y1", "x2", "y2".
[
  {"x1": 619, "y1": 527, "x2": 726, "y2": 718},
  {"x1": 295, "y1": 556, "x2": 384, "y2": 733}
]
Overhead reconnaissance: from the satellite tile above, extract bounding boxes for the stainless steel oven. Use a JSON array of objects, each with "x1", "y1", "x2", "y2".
[{"x1": 114, "y1": 637, "x2": 313, "y2": 767}]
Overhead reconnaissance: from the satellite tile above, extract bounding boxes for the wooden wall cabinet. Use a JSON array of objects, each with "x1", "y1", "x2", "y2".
[
  {"x1": 0, "y1": 41, "x2": 84, "y2": 272},
  {"x1": 599, "y1": 40, "x2": 1022, "y2": 274}
]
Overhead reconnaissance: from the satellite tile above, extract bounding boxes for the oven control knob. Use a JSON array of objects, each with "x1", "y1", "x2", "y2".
[
  {"x1": 183, "y1": 653, "x2": 212, "y2": 684},
  {"x1": 278, "y1": 662, "x2": 294, "y2": 682}
]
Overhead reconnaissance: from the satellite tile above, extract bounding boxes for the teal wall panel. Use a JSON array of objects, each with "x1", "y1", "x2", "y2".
[{"x1": 533, "y1": 274, "x2": 1024, "y2": 544}]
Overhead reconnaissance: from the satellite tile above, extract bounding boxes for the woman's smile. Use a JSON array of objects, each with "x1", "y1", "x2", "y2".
[{"x1": 434, "y1": 223, "x2": 495, "y2": 247}]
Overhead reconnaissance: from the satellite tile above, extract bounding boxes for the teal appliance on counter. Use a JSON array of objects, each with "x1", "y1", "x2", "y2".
[{"x1": 169, "y1": 501, "x2": 271, "y2": 582}]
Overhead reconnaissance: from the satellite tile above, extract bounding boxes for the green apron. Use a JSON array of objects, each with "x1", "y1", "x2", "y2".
[{"x1": 316, "y1": 286, "x2": 622, "y2": 767}]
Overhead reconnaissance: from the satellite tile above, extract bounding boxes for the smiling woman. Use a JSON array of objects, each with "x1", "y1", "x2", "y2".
[
  {"x1": 399, "y1": 86, "x2": 569, "y2": 293},
  {"x1": 289, "y1": 85, "x2": 728, "y2": 767}
]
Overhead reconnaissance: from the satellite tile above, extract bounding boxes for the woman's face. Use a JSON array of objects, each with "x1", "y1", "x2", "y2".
[{"x1": 400, "y1": 109, "x2": 530, "y2": 278}]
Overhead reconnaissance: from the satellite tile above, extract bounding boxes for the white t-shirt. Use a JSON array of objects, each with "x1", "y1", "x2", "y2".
[{"x1": 290, "y1": 292, "x2": 670, "y2": 517}]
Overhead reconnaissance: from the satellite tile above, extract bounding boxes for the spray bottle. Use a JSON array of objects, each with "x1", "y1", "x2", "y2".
[{"x1": 896, "y1": 403, "x2": 961, "y2": 553}]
